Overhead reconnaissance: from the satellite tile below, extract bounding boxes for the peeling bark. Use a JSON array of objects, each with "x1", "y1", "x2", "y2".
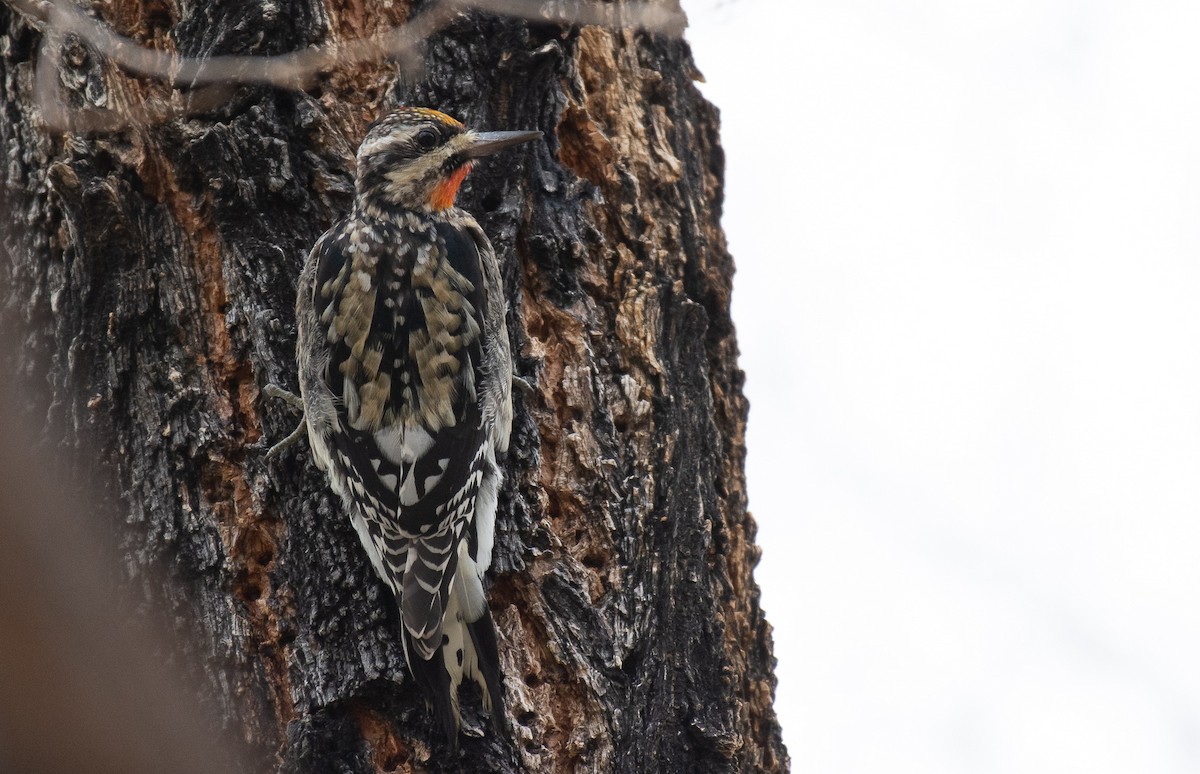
[{"x1": 0, "y1": 1, "x2": 787, "y2": 771}]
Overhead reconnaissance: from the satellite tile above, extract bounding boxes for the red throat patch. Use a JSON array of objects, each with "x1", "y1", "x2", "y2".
[{"x1": 430, "y1": 162, "x2": 474, "y2": 210}]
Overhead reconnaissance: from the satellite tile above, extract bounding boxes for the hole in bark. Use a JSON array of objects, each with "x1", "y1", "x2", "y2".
[
  {"x1": 517, "y1": 711, "x2": 536, "y2": 727},
  {"x1": 525, "y1": 741, "x2": 540, "y2": 754},
  {"x1": 523, "y1": 672, "x2": 540, "y2": 688},
  {"x1": 481, "y1": 191, "x2": 502, "y2": 212},
  {"x1": 144, "y1": 1, "x2": 175, "y2": 35},
  {"x1": 237, "y1": 575, "x2": 265, "y2": 601},
  {"x1": 620, "y1": 648, "x2": 642, "y2": 678},
  {"x1": 581, "y1": 552, "x2": 605, "y2": 570}
]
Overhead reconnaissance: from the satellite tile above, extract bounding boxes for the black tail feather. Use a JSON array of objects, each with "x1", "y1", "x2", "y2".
[
  {"x1": 401, "y1": 626, "x2": 459, "y2": 750},
  {"x1": 466, "y1": 608, "x2": 510, "y2": 740},
  {"x1": 400, "y1": 609, "x2": 509, "y2": 749}
]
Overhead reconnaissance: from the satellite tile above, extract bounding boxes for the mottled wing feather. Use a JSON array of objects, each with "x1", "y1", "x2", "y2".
[{"x1": 312, "y1": 229, "x2": 406, "y2": 521}]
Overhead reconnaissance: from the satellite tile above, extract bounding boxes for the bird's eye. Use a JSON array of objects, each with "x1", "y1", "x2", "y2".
[{"x1": 415, "y1": 128, "x2": 439, "y2": 150}]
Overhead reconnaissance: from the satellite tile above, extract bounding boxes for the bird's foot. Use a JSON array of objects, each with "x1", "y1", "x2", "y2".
[
  {"x1": 262, "y1": 383, "x2": 307, "y2": 458},
  {"x1": 264, "y1": 383, "x2": 304, "y2": 412},
  {"x1": 265, "y1": 421, "x2": 308, "y2": 459},
  {"x1": 512, "y1": 374, "x2": 535, "y2": 397}
]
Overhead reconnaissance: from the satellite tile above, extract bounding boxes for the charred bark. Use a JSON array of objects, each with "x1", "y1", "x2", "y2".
[{"x1": 0, "y1": 1, "x2": 787, "y2": 771}]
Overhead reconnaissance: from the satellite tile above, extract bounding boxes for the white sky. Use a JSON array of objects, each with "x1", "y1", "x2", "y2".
[{"x1": 685, "y1": 1, "x2": 1200, "y2": 771}]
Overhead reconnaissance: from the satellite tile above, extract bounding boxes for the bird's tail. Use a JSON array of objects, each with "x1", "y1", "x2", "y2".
[{"x1": 400, "y1": 545, "x2": 508, "y2": 746}]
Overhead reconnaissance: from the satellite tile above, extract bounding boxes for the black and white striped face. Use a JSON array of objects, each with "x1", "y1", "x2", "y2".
[
  {"x1": 354, "y1": 108, "x2": 542, "y2": 214},
  {"x1": 355, "y1": 108, "x2": 472, "y2": 213}
]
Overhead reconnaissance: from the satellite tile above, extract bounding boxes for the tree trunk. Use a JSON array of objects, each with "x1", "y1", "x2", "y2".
[{"x1": 0, "y1": 1, "x2": 787, "y2": 771}]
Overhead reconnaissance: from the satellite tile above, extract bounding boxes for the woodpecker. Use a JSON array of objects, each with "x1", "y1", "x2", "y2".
[{"x1": 291, "y1": 107, "x2": 538, "y2": 743}]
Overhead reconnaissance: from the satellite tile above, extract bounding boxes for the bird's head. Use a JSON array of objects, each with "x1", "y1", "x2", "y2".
[{"x1": 354, "y1": 107, "x2": 541, "y2": 214}]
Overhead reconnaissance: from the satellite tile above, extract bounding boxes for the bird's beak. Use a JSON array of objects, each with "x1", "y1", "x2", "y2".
[{"x1": 463, "y1": 130, "x2": 543, "y2": 158}]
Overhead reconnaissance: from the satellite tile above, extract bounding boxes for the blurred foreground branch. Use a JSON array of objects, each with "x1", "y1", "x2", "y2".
[{"x1": 6, "y1": 0, "x2": 685, "y2": 132}]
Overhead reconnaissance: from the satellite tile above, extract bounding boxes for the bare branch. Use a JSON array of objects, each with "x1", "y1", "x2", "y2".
[
  {"x1": 34, "y1": 33, "x2": 232, "y2": 132},
  {"x1": 14, "y1": 0, "x2": 453, "y2": 89},
  {"x1": 452, "y1": 0, "x2": 686, "y2": 35},
  {"x1": 8, "y1": 0, "x2": 685, "y2": 134}
]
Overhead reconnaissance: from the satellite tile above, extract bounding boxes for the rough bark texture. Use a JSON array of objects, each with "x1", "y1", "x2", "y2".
[{"x1": 0, "y1": 1, "x2": 787, "y2": 771}]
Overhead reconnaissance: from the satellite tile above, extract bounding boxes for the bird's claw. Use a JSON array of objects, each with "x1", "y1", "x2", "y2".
[
  {"x1": 512, "y1": 374, "x2": 535, "y2": 397},
  {"x1": 264, "y1": 383, "x2": 304, "y2": 412},
  {"x1": 265, "y1": 421, "x2": 308, "y2": 459},
  {"x1": 262, "y1": 383, "x2": 307, "y2": 458}
]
